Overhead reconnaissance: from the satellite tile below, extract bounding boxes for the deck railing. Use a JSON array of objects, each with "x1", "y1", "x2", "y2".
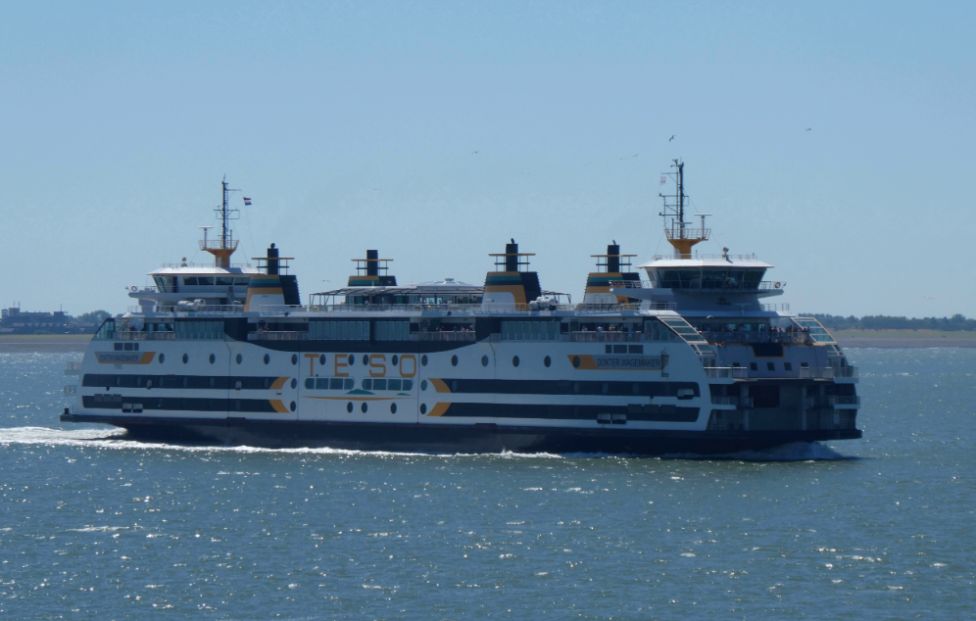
[{"x1": 704, "y1": 367, "x2": 750, "y2": 379}]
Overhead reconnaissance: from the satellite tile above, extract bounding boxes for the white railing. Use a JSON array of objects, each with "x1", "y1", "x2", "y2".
[
  {"x1": 248, "y1": 331, "x2": 307, "y2": 341},
  {"x1": 700, "y1": 330, "x2": 811, "y2": 346},
  {"x1": 831, "y1": 365, "x2": 858, "y2": 379},
  {"x1": 412, "y1": 331, "x2": 478, "y2": 342},
  {"x1": 116, "y1": 330, "x2": 177, "y2": 341},
  {"x1": 704, "y1": 367, "x2": 749, "y2": 379},
  {"x1": 650, "y1": 252, "x2": 759, "y2": 262}
]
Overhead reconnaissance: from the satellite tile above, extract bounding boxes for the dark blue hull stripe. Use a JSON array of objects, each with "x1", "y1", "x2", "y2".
[
  {"x1": 59, "y1": 412, "x2": 863, "y2": 454},
  {"x1": 439, "y1": 402, "x2": 699, "y2": 422},
  {"x1": 83, "y1": 374, "x2": 699, "y2": 398},
  {"x1": 83, "y1": 395, "x2": 280, "y2": 413},
  {"x1": 440, "y1": 378, "x2": 698, "y2": 397},
  {"x1": 84, "y1": 374, "x2": 283, "y2": 390}
]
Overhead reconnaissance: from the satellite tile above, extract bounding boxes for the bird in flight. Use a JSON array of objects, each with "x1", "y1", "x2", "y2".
[{"x1": 668, "y1": 134, "x2": 676, "y2": 142}]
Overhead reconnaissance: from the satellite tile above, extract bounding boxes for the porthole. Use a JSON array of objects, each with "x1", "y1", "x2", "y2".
[
  {"x1": 390, "y1": 403, "x2": 397, "y2": 414},
  {"x1": 319, "y1": 354, "x2": 326, "y2": 365},
  {"x1": 158, "y1": 353, "x2": 165, "y2": 364},
  {"x1": 421, "y1": 380, "x2": 428, "y2": 391},
  {"x1": 451, "y1": 355, "x2": 458, "y2": 367},
  {"x1": 290, "y1": 401, "x2": 297, "y2": 412},
  {"x1": 263, "y1": 353, "x2": 270, "y2": 365},
  {"x1": 572, "y1": 356, "x2": 581, "y2": 368},
  {"x1": 348, "y1": 354, "x2": 355, "y2": 366},
  {"x1": 346, "y1": 402, "x2": 354, "y2": 413},
  {"x1": 182, "y1": 353, "x2": 189, "y2": 364},
  {"x1": 421, "y1": 355, "x2": 428, "y2": 366},
  {"x1": 363, "y1": 354, "x2": 369, "y2": 365},
  {"x1": 392, "y1": 354, "x2": 399, "y2": 365},
  {"x1": 420, "y1": 403, "x2": 428, "y2": 415},
  {"x1": 512, "y1": 355, "x2": 520, "y2": 367},
  {"x1": 361, "y1": 402, "x2": 368, "y2": 413},
  {"x1": 290, "y1": 378, "x2": 297, "y2": 389},
  {"x1": 291, "y1": 354, "x2": 298, "y2": 365},
  {"x1": 481, "y1": 355, "x2": 489, "y2": 367},
  {"x1": 209, "y1": 353, "x2": 216, "y2": 364},
  {"x1": 544, "y1": 355, "x2": 551, "y2": 367}
]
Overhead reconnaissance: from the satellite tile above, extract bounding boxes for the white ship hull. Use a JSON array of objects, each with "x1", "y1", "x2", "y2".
[{"x1": 62, "y1": 314, "x2": 860, "y2": 454}]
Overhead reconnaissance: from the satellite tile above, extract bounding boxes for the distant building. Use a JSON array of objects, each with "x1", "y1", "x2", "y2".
[{"x1": 0, "y1": 306, "x2": 92, "y2": 334}]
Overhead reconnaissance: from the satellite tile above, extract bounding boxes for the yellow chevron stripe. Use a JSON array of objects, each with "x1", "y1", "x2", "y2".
[
  {"x1": 427, "y1": 402, "x2": 451, "y2": 417},
  {"x1": 429, "y1": 378, "x2": 451, "y2": 393}
]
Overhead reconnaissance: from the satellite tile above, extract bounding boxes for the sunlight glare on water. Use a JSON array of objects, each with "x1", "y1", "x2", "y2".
[{"x1": 0, "y1": 350, "x2": 973, "y2": 620}]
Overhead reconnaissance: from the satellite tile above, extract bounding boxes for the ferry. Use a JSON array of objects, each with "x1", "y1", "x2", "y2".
[{"x1": 61, "y1": 163, "x2": 861, "y2": 454}]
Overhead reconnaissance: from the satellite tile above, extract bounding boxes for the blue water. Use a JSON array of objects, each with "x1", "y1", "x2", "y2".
[{"x1": 1, "y1": 349, "x2": 973, "y2": 620}]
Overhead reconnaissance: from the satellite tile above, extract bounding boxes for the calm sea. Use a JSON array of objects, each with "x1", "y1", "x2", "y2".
[{"x1": 0, "y1": 349, "x2": 973, "y2": 620}]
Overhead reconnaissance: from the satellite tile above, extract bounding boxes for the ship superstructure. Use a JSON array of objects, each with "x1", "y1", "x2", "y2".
[{"x1": 61, "y1": 165, "x2": 860, "y2": 454}]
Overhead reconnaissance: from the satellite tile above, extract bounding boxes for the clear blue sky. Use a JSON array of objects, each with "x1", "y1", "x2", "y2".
[{"x1": 1, "y1": 1, "x2": 973, "y2": 317}]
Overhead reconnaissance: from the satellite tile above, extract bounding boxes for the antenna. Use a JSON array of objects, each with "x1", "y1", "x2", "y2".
[
  {"x1": 658, "y1": 159, "x2": 710, "y2": 259},
  {"x1": 200, "y1": 177, "x2": 242, "y2": 269}
]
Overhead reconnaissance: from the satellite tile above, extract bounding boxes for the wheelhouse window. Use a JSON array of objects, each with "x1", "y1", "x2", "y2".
[
  {"x1": 653, "y1": 267, "x2": 765, "y2": 290},
  {"x1": 94, "y1": 318, "x2": 116, "y2": 340},
  {"x1": 152, "y1": 275, "x2": 177, "y2": 292}
]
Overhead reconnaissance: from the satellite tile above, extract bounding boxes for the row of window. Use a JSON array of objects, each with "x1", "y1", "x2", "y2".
[
  {"x1": 733, "y1": 361, "x2": 807, "y2": 372},
  {"x1": 345, "y1": 401, "x2": 398, "y2": 414},
  {"x1": 84, "y1": 374, "x2": 296, "y2": 391},
  {"x1": 152, "y1": 352, "x2": 301, "y2": 366},
  {"x1": 302, "y1": 377, "x2": 415, "y2": 392},
  {"x1": 150, "y1": 349, "x2": 642, "y2": 370}
]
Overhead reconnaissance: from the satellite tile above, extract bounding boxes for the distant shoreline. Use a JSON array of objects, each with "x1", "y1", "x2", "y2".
[
  {"x1": 2, "y1": 330, "x2": 976, "y2": 353},
  {"x1": 829, "y1": 329, "x2": 976, "y2": 348}
]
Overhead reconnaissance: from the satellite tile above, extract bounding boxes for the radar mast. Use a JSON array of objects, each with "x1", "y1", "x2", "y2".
[
  {"x1": 659, "y1": 159, "x2": 710, "y2": 258},
  {"x1": 200, "y1": 177, "x2": 241, "y2": 269}
]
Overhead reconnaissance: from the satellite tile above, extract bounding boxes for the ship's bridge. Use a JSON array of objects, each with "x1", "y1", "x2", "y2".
[
  {"x1": 641, "y1": 254, "x2": 775, "y2": 292},
  {"x1": 130, "y1": 264, "x2": 261, "y2": 312},
  {"x1": 615, "y1": 253, "x2": 785, "y2": 313}
]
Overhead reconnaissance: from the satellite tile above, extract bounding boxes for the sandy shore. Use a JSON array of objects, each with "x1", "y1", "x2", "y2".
[
  {"x1": 3, "y1": 330, "x2": 976, "y2": 352},
  {"x1": 0, "y1": 334, "x2": 91, "y2": 353}
]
